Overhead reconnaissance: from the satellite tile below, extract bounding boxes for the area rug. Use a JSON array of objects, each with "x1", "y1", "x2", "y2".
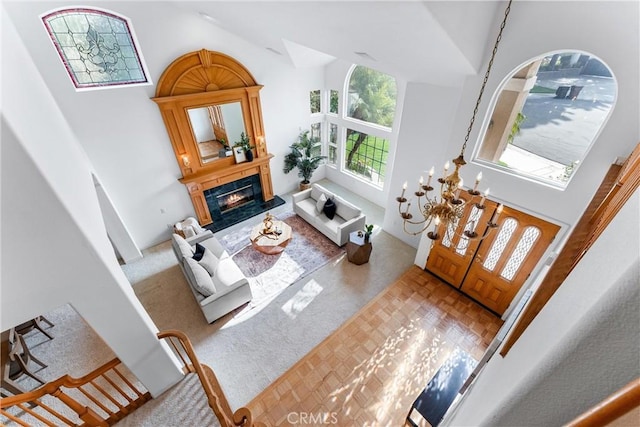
[{"x1": 218, "y1": 211, "x2": 345, "y2": 307}]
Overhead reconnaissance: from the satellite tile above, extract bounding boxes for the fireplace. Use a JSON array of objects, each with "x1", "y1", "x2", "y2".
[
  {"x1": 203, "y1": 174, "x2": 284, "y2": 232},
  {"x1": 217, "y1": 184, "x2": 255, "y2": 214}
]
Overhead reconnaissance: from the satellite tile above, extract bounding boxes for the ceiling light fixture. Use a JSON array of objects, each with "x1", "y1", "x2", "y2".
[{"x1": 397, "y1": 0, "x2": 512, "y2": 240}]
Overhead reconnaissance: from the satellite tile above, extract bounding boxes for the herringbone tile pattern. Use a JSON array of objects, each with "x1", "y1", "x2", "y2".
[{"x1": 247, "y1": 266, "x2": 502, "y2": 426}]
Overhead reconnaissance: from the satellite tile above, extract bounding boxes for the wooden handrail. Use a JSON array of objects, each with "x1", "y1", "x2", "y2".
[
  {"x1": 157, "y1": 329, "x2": 265, "y2": 427},
  {"x1": 565, "y1": 378, "x2": 640, "y2": 426},
  {"x1": 1, "y1": 358, "x2": 150, "y2": 426}
]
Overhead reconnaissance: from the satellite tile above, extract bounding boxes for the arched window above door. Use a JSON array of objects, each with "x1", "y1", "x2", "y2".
[{"x1": 473, "y1": 51, "x2": 616, "y2": 189}]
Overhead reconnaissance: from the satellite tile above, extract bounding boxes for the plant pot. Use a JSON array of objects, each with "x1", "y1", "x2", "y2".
[
  {"x1": 245, "y1": 149, "x2": 254, "y2": 162},
  {"x1": 300, "y1": 181, "x2": 311, "y2": 191}
]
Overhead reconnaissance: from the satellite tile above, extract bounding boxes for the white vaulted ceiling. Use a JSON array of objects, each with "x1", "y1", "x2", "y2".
[{"x1": 170, "y1": 1, "x2": 504, "y2": 85}]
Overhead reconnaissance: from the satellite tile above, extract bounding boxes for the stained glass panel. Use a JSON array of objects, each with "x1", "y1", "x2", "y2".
[
  {"x1": 500, "y1": 226, "x2": 540, "y2": 281},
  {"x1": 483, "y1": 218, "x2": 517, "y2": 271},
  {"x1": 42, "y1": 8, "x2": 150, "y2": 90}
]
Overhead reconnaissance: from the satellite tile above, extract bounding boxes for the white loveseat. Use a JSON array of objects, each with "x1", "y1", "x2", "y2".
[
  {"x1": 171, "y1": 230, "x2": 252, "y2": 323},
  {"x1": 292, "y1": 183, "x2": 366, "y2": 246}
]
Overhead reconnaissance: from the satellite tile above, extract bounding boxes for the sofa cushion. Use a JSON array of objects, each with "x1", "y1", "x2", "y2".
[
  {"x1": 192, "y1": 243, "x2": 206, "y2": 261},
  {"x1": 316, "y1": 193, "x2": 328, "y2": 213},
  {"x1": 199, "y1": 236, "x2": 229, "y2": 259},
  {"x1": 198, "y1": 248, "x2": 219, "y2": 276},
  {"x1": 212, "y1": 258, "x2": 249, "y2": 296},
  {"x1": 295, "y1": 198, "x2": 317, "y2": 219},
  {"x1": 185, "y1": 257, "x2": 216, "y2": 296},
  {"x1": 323, "y1": 197, "x2": 337, "y2": 219},
  {"x1": 173, "y1": 234, "x2": 194, "y2": 259},
  {"x1": 336, "y1": 198, "x2": 361, "y2": 220},
  {"x1": 311, "y1": 184, "x2": 334, "y2": 202}
]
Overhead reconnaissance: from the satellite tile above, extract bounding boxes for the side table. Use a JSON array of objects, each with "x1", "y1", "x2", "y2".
[{"x1": 346, "y1": 231, "x2": 372, "y2": 265}]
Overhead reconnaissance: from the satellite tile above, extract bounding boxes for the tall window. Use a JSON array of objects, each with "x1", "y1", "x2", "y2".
[
  {"x1": 42, "y1": 8, "x2": 150, "y2": 90},
  {"x1": 474, "y1": 51, "x2": 616, "y2": 188},
  {"x1": 344, "y1": 65, "x2": 397, "y2": 186}
]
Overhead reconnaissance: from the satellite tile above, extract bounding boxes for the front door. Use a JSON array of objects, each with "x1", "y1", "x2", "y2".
[
  {"x1": 427, "y1": 204, "x2": 559, "y2": 315},
  {"x1": 425, "y1": 197, "x2": 500, "y2": 287}
]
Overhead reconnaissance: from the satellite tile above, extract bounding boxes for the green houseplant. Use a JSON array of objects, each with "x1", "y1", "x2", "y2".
[
  {"x1": 363, "y1": 224, "x2": 374, "y2": 242},
  {"x1": 235, "y1": 132, "x2": 255, "y2": 161},
  {"x1": 283, "y1": 130, "x2": 326, "y2": 190}
]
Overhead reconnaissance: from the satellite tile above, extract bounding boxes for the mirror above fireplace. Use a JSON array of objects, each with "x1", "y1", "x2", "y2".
[{"x1": 152, "y1": 49, "x2": 275, "y2": 226}]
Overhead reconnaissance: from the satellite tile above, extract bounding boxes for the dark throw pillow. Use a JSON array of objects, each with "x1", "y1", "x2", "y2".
[
  {"x1": 192, "y1": 243, "x2": 206, "y2": 261},
  {"x1": 323, "y1": 197, "x2": 337, "y2": 220}
]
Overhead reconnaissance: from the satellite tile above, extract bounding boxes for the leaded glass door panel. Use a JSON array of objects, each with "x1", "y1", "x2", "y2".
[
  {"x1": 461, "y1": 206, "x2": 559, "y2": 315},
  {"x1": 425, "y1": 197, "x2": 499, "y2": 287}
]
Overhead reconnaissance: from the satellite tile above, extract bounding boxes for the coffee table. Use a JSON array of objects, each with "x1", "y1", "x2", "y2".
[{"x1": 250, "y1": 220, "x2": 292, "y2": 255}]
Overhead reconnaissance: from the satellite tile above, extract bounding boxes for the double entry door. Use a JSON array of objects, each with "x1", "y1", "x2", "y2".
[{"x1": 426, "y1": 199, "x2": 559, "y2": 315}]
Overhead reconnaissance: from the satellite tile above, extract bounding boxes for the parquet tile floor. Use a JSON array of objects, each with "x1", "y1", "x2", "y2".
[{"x1": 247, "y1": 266, "x2": 503, "y2": 426}]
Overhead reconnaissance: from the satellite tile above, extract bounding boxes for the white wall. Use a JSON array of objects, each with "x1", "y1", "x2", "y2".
[
  {"x1": 445, "y1": 188, "x2": 640, "y2": 426},
  {"x1": 4, "y1": 1, "x2": 322, "y2": 250},
  {"x1": 1, "y1": 9, "x2": 183, "y2": 396}
]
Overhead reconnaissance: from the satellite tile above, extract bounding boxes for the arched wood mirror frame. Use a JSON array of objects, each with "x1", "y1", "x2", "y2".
[{"x1": 153, "y1": 49, "x2": 274, "y2": 225}]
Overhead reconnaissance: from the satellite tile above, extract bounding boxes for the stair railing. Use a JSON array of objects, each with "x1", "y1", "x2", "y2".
[
  {"x1": 0, "y1": 358, "x2": 150, "y2": 426},
  {"x1": 157, "y1": 329, "x2": 264, "y2": 427}
]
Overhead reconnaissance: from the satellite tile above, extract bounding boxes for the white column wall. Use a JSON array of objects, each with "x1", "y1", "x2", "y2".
[{"x1": 1, "y1": 11, "x2": 182, "y2": 396}]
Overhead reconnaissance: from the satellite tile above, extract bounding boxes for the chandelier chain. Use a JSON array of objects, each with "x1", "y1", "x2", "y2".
[{"x1": 461, "y1": 0, "x2": 513, "y2": 156}]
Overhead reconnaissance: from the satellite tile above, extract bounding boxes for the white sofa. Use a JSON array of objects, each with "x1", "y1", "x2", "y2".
[
  {"x1": 171, "y1": 230, "x2": 252, "y2": 323},
  {"x1": 292, "y1": 183, "x2": 366, "y2": 246}
]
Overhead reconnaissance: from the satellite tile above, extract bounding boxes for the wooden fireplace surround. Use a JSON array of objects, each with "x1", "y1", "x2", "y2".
[{"x1": 152, "y1": 49, "x2": 274, "y2": 226}]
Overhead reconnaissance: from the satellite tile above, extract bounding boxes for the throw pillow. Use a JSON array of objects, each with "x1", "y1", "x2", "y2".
[
  {"x1": 198, "y1": 248, "x2": 219, "y2": 276},
  {"x1": 323, "y1": 197, "x2": 337, "y2": 219},
  {"x1": 185, "y1": 258, "x2": 216, "y2": 296},
  {"x1": 316, "y1": 193, "x2": 328, "y2": 214},
  {"x1": 192, "y1": 243, "x2": 206, "y2": 261}
]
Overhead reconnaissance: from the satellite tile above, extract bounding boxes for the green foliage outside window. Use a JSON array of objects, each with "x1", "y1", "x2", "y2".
[{"x1": 310, "y1": 90, "x2": 321, "y2": 114}]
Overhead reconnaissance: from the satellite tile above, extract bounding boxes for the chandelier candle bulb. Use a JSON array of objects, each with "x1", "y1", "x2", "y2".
[
  {"x1": 473, "y1": 172, "x2": 482, "y2": 192},
  {"x1": 455, "y1": 178, "x2": 464, "y2": 198},
  {"x1": 480, "y1": 188, "x2": 489, "y2": 207},
  {"x1": 491, "y1": 204, "x2": 504, "y2": 224},
  {"x1": 419, "y1": 176, "x2": 424, "y2": 191},
  {"x1": 405, "y1": 200, "x2": 412, "y2": 215},
  {"x1": 401, "y1": 181, "x2": 407, "y2": 199}
]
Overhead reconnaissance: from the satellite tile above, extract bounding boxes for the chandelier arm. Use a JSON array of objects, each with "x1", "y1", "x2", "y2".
[{"x1": 460, "y1": 0, "x2": 513, "y2": 156}]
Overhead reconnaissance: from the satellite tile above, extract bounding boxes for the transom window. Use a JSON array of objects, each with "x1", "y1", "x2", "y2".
[
  {"x1": 42, "y1": 8, "x2": 150, "y2": 90},
  {"x1": 474, "y1": 51, "x2": 616, "y2": 188}
]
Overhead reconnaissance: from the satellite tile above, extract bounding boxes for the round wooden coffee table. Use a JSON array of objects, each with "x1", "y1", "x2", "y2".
[{"x1": 250, "y1": 220, "x2": 292, "y2": 254}]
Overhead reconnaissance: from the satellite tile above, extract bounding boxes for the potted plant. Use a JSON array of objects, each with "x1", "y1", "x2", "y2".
[
  {"x1": 364, "y1": 224, "x2": 374, "y2": 242},
  {"x1": 283, "y1": 130, "x2": 326, "y2": 190},
  {"x1": 235, "y1": 132, "x2": 255, "y2": 161}
]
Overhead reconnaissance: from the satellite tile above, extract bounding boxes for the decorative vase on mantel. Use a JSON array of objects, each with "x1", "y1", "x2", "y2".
[{"x1": 245, "y1": 148, "x2": 254, "y2": 162}]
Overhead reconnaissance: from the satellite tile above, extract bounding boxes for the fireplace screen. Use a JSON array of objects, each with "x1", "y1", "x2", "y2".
[{"x1": 217, "y1": 184, "x2": 255, "y2": 214}]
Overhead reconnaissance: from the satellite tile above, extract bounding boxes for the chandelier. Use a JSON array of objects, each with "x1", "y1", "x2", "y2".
[{"x1": 397, "y1": 0, "x2": 512, "y2": 241}]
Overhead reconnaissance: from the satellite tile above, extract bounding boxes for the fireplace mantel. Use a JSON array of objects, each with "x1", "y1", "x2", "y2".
[
  {"x1": 152, "y1": 49, "x2": 276, "y2": 227},
  {"x1": 179, "y1": 154, "x2": 274, "y2": 226}
]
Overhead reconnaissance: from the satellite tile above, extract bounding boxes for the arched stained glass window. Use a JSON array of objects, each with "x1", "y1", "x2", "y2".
[{"x1": 42, "y1": 8, "x2": 150, "y2": 90}]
